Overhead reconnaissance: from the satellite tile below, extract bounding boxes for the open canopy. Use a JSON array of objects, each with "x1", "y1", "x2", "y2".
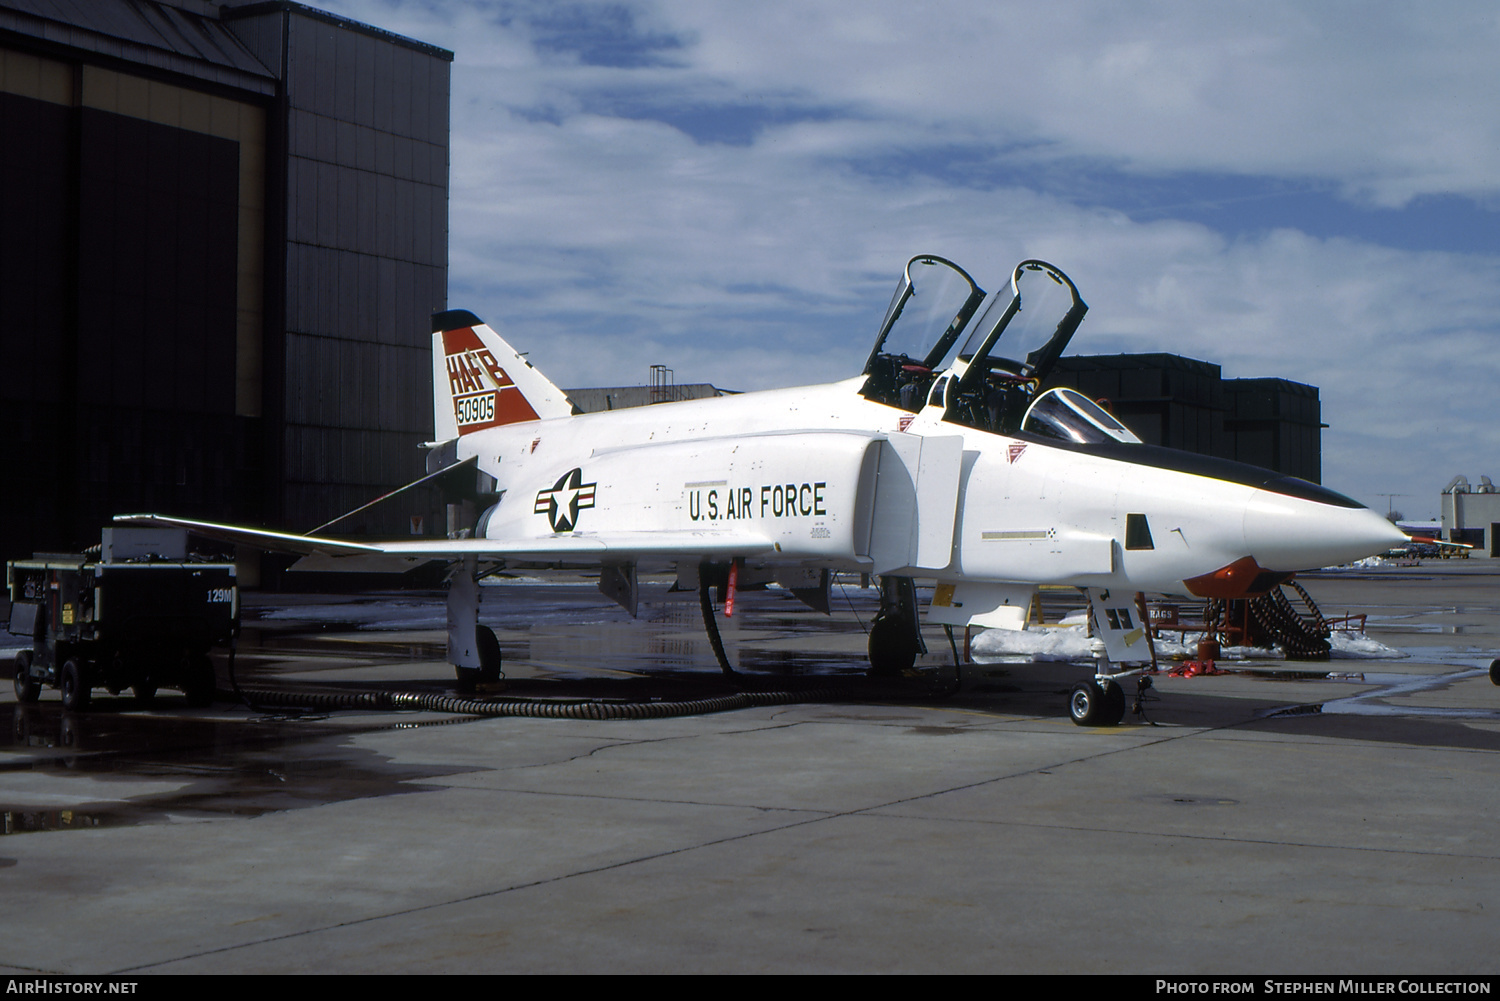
[{"x1": 860, "y1": 257, "x2": 1089, "y2": 434}]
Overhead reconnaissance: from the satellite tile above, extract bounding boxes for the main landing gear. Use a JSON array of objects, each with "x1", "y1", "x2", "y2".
[
  {"x1": 448, "y1": 558, "x2": 502, "y2": 694},
  {"x1": 867, "y1": 576, "x2": 923, "y2": 678}
]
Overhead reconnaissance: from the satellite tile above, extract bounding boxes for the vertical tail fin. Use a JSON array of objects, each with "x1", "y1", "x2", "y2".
[{"x1": 431, "y1": 309, "x2": 576, "y2": 439}]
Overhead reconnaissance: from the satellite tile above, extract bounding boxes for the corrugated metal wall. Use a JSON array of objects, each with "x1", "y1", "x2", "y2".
[
  {"x1": 274, "y1": 8, "x2": 450, "y2": 535},
  {"x1": 0, "y1": 3, "x2": 453, "y2": 565},
  {"x1": 0, "y1": 45, "x2": 267, "y2": 558}
]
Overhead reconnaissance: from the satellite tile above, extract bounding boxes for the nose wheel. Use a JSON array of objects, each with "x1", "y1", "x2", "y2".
[{"x1": 1069, "y1": 678, "x2": 1127, "y2": 726}]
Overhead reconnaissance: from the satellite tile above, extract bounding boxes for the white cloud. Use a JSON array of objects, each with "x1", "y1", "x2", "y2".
[
  {"x1": 649, "y1": 0, "x2": 1500, "y2": 205},
  {"x1": 323, "y1": 0, "x2": 1500, "y2": 513}
]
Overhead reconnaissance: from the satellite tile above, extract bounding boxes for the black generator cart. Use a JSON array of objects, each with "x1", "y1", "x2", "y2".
[{"x1": 8, "y1": 528, "x2": 238, "y2": 711}]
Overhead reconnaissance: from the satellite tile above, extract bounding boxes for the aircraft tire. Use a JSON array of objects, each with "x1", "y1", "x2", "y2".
[
  {"x1": 13, "y1": 651, "x2": 40, "y2": 704},
  {"x1": 60, "y1": 659, "x2": 91, "y2": 713},
  {"x1": 454, "y1": 666, "x2": 481, "y2": 694},
  {"x1": 183, "y1": 653, "x2": 216, "y2": 707},
  {"x1": 1490, "y1": 659, "x2": 1499, "y2": 687},
  {"x1": 867, "y1": 612, "x2": 917, "y2": 678},
  {"x1": 476, "y1": 625, "x2": 503, "y2": 683},
  {"x1": 1068, "y1": 680, "x2": 1109, "y2": 726},
  {"x1": 133, "y1": 682, "x2": 158, "y2": 704},
  {"x1": 1101, "y1": 680, "x2": 1127, "y2": 725}
]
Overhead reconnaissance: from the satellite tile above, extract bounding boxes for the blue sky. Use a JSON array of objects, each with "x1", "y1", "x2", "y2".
[{"x1": 326, "y1": 0, "x2": 1500, "y2": 517}]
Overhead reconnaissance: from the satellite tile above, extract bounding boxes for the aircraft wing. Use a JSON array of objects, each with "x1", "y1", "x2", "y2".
[{"x1": 112, "y1": 514, "x2": 775, "y2": 570}]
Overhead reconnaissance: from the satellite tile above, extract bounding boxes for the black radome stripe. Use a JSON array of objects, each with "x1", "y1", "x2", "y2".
[{"x1": 1012, "y1": 432, "x2": 1365, "y2": 509}]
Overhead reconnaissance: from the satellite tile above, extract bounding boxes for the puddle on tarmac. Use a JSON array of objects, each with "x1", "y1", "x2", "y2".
[
  {"x1": 240, "y1": 583, "x2": 885, "y2": 682},
  {"x1": 1318, "y1": 668, "x2": 1500, "y2": 719},
  {"x1": 0, "y1": 703, "x2": 478, "y2": 837}
]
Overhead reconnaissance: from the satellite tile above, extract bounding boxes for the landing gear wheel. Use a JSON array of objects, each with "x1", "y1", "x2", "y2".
[
  {"x1": 183, "y1": 654, "x2": 216, "y2": 707},
  {"x1": 1490, "y1": 659, "x2": 1500, "y2": 687},
  {"x1": 132, "y1": 682, "x2": 158, "y2": 704},
  {"x1": 60, "y1": 659, "x2": 91, "y2": 713},
  {"x1": 454, "y1": 666, "x2": 481, "y2": 695},
  {"x1": 476, "y1": 624, "x2": 503, "y2": 684},
  {"x1": 867, "y1": 612, "x2": 918, "y2": 678},
  {"x1": 1101, "y1": 680, "x2": 1127, "y2": 725},
  {"x1": 1069, "y1": 680, "x2": 1110, "y2": 726},
  {"x1": 13, "y1": 651, "x2": 40, "y2": 704}
]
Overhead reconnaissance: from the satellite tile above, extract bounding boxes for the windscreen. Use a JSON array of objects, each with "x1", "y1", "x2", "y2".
[{"x1": 1022, "y1": 388, "x2": 1141, "y2": 444}]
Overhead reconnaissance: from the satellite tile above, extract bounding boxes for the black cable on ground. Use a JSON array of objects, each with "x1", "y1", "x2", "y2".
[
  {"x1": 223, "y1": 682, "x2": 866, "y2": 720},
  {"x1": 226, "y1": 637, "x2": 350, "y2": 718}
]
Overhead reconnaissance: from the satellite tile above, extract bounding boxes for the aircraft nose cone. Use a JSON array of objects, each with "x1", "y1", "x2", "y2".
[{"x1": 1243, "y1": 491, "x2": 1409, "y2": 571}]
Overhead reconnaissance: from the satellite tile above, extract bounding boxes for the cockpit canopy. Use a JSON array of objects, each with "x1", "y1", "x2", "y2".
[
  {"x1": 860, "y1": 256, "x2": 1099, "y2": 436},
  {"x1": 1022, "y1": 387, "x2": 1142, "y2": 445}
]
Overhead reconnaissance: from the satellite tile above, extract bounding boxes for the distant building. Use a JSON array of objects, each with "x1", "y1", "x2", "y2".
[
  {"x1": 1440, "y1": 476, "x2": 1500, "y2": 558},
  {"x1": 566, "y1": 384, "x2": 727, "y2": 413},
  {"x1": 1047, "y1": 354, "x2": 1323, "y2": 483},
  {"x1": 567, "y1": 361, "x2": 732, "y2": 413}
]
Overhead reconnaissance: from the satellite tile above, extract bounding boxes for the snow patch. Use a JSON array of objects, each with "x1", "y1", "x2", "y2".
[
  {"x1": 1328, "y1": 631, "x2": 1407, "y2": 659},
  {"x1": 969, "y1": 625, "x2": 1093, "y2": 662},
  {"x1": 968, "y1": 623, "x2": 1406, "y2": 662}
]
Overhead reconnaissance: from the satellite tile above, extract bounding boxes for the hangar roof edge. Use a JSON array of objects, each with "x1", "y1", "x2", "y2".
[
  {"x1": 1, "y1": 0, "x2": 276, "y2": 90},
  {"x1": 221, "y1": 1, "x2": 453, "y2": 61}
]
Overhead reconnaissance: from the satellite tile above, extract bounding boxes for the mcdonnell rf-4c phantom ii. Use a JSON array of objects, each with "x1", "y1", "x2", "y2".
[{"x1": 120, "y1": 256, "x2": 1406, "y2": 725}]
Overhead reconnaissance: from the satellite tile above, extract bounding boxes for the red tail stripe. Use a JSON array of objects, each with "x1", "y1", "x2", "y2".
[{"x1": 441, "y1": 326, "x2": 484, "y2": 353}]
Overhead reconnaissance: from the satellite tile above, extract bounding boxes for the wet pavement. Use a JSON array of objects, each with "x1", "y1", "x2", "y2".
[{"x1": 2, "y1": 565, "x2": 1498, "y2": 974}]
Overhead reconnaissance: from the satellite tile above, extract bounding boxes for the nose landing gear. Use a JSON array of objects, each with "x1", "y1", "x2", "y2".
[{"x1": 1069, "y1": 678, "x2": 1127, "y2": 726}]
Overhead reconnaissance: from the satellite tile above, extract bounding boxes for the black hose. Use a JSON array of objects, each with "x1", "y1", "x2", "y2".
[
  {"x1": 699, "y1": 567, "x2": 737, "y2": 676},
  {"x1": 225, "y1": 685, "x2": 843, "y2": 720}
]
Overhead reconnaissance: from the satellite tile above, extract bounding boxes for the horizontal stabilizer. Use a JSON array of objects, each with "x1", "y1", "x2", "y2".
[{"x1": 114, "y1": 515, "x2": 380, "y2": 558}]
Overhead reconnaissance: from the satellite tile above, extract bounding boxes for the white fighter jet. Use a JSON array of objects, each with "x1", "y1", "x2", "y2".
[{"x1": 120, "y1": 256, "x2": 1405, "y2": 725}]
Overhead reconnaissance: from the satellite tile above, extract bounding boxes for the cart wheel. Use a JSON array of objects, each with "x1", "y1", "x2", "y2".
[
  {"x1": 60, "y1": 659, "x2": 91, "y2": 712},
  {"x1": 183, "y1": 654, "x2": 216, "y2": 707},
  {"x1": 13, "y1": 651, "x2": 41, "y2": 704}
]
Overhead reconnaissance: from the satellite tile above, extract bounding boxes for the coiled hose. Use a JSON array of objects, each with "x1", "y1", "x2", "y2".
[{"x1": 1248, "y1": 583, "x2": 1332, "y2": 660}]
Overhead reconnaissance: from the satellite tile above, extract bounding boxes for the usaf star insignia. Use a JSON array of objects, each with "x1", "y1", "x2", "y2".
[{"x1": 534, "y1": 468, "x2": 597, "y2": 532}]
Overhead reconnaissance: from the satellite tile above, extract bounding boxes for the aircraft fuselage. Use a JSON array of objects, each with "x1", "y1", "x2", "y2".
[{"x1": 456, "y1": 375, "x2": 1403, "y2": 601}]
